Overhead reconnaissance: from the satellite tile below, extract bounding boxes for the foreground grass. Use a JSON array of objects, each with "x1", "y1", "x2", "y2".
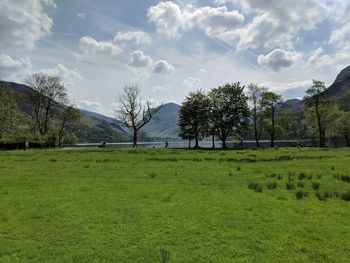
[{"x1": 0, "y1": 147, "x2": 350, "y2": 262}]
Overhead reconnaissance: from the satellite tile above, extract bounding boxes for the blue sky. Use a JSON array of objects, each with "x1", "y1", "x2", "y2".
[{"x1": 0, "y1": 0, "x2": 349, "y2": 116}]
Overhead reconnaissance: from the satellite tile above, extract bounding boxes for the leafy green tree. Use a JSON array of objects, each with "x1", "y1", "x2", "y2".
[
  {"x1": 24, "y1": 73, "x2": 68, "y2": 136},
  {"x1": 208, "y1": 83, "x2": 249, "y2": 149},
  {"x1": 303, "y1": 80, "x2": 332, "y2": 147},
  {"x1": 56, "y1": 106, "x2": 84, "y2": 147},
  {"x1": 247, "y1": 83, "x2": 267, "y2": 147},
  {"x1": 0, "y1": 82, "x2": 23, "y2": 138},
  {"x1": 178, "y1": 90, "x2": 210, "y2": 148},
  {"x1": 262, "y1": 91, "x2": 282, "y2": 147},
  {"x1": 335, "y1": 111, "x2": 350, "y2": 147}
]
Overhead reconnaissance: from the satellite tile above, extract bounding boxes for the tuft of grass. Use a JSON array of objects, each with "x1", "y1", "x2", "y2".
[
  {"x1": 237, "y1": 166, "x2": 241, "y2": 171},
  {"x1": 277, "y1": 174, "x2": 283, "y2": 180},
  {"x1": 298, "y1": 172, "x2": 306, "y2": 180},
  {"x1": 296, "y1": 191, "x2": 309, "y2": 200},
  {"x1": 248, "y1": 182, "x2": 263, "y2": 193},
  {"x1": 341, "y1": 191, "x2": 350, "y2": 201},
  {"x1": 312, "y1": 182, "x2": 320, "y2": 190},
  {"x1": 331, "y1": 166, "x2": 335, "y2": 171},
  {"x1": 286, "y1": 183, "x2": 295, "y2": 190},
  {"x1": 160, "y1": 248, "x2": 170, "y2": 263},
  {"x1": 149, "y1": 172, "x2": 156, "y2": 179},
  {"x1": 228, "y1": 171, "x2": 233, "y2": 177},
  {"x1": 297, "y1": 182, "x2": 305, "y2": 188},
  {"x1": 267, "y1": 182, "x2": 277, "y2": 189}
]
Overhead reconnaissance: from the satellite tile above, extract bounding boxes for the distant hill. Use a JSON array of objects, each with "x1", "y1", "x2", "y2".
[{"x1": 144, "y1": 102, "x2": 180, "y2": 139}]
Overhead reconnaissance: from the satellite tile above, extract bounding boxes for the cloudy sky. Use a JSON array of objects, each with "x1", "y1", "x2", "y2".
[{"x1": 1, "y1": 0, "x2": 349, "y2": 116}]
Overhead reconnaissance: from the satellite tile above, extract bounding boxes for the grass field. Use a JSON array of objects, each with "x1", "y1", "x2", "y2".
[{"x1": 1, "y1": 147, "x2": 350, "y2": 262}]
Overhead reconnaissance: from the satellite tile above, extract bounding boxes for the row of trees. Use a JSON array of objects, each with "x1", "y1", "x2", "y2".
[
  {"x1": 0, "y1": 73, "x2": 83, "y2": 147},
  {"x1": 178, "y1": 81, "x2": 350, "y2": 148}
]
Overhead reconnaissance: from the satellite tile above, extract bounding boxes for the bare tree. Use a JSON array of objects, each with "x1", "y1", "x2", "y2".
[
  {"x1": 116, "y1": 85, "x2": 162, "y2": 147},
  {"x1": 24, "y1": 73, "x2": 68, "y2": 136}
]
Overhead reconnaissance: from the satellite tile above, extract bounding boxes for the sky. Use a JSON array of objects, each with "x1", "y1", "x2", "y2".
[{"x1": 0, "y1": 0, "x2": 349, "y2": 116}]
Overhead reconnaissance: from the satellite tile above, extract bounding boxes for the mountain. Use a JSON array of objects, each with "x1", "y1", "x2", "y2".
[
  {"x1": 328, "y1": 65, "x2": 350, "y2": 97},
  {"x1": 144, "y1": 102, "x2": 180, "y2": 139}
]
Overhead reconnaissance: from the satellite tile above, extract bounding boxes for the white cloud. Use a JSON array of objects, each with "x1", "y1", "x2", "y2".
[
  {"x1": 153, "y1": 60, "x2": 175, "y2": 75},
  {"x1": 152, "y1": 85, "x2": 168, "y2": 92},
  {"x1": 79, "y1": 36, "x2": 122, "y2": 56},
  {"x1": 40, "y1": 64, "x2": 82, "y2": 87},
  {"x1": 182, "y1": 77, "x2": 202, "y2": 90},
  {"x1": 148, "y1": 2, "x2": 244, "y2": 39},
  {"x1": 262, "y1": 80, "x2": 313, "y2": 99},
  {"x1": 307, "y1": 47, "x2": 332, "y2": 67},
  {"x1": 0, "y1": 0, "x2": 55, "y2": 50},
  {"x1": 114, "y1": 31, "x2": 152, "y2": 46},
  {"x1": 0, "y1": 54, "x2": 32, "y2": 71},
  {"x1": 78, "y1": 13, "x2": 86, "y2": 20},
  {"x1": 148, "y1": 1, "x2": 190, "y2": 38},
  {"x1": 129, "y1": 50, "x2": 153, "y2": 67},
  {"x1": 78, "y1": 100, "x2": 107, "y2": 115},
  {"x1": 257, "y1": 49, "x2": 303, "y2": 72}
]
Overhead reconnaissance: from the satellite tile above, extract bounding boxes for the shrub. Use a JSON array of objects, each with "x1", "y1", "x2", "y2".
[
  {"x1": 267, "y1": 182, "x2": 277, "y2": 189},
  {"x1": 297, "y1": 182, "x2": 305, "y2": 188},
  {"x1": 296, "y1": 191, "x2": 309, "y2": 200},
  {"x1": 312, "y1": 182, "x2": 320, "y2": 190},
  {"x1": 298, "y1": 172, "x2": 306, "y2": 180},
  {"x1": 286, "y1": 183, "x2": 295, "y2": 190}
]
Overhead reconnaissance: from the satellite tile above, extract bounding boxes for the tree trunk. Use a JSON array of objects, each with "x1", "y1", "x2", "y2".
[
  {"x1": 222, "y1": 138, "x2": 227, "y2": 149},
  {"x1": 194, "y1": 137, "x2": 199, "y2": 148},
  {"x1": 212, "y1": 135, "x2": 215, "y2": 149},
  {"x1": 255, "y1": 138, "x2": 260, "y2": 148},
  {"x1": 319, "y1": 129, "x2": 326, "y2": 147},
  {"x1": 270, "y1": 108, "x2": 275, "y2": 147},
  {"x1": 133, "y1": 129, "x2": 138, "y2": 147},
  {"x1": 345, "y1": 135, "x2": 350, "y2": 147},
  {"x1": 270, "y1": 132, "x2": 275, "y2": 147},
  {"x1": 254, "y1": 118, "x2": 260, "y2": 147},
  {"x1": 188, "y1": 139, "x2": 191, "y2": 149}
]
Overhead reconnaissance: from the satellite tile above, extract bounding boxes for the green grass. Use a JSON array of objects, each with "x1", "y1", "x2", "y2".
[{"x1": 1, "y1": 147, "x2": 350, "y2": 262}]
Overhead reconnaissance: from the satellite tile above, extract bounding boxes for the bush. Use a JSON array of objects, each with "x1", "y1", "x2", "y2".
[
  {"x1": 286, "y1": 183, "x2": 295, "y2": 190},
  {"x1": 267, "y1": 182, "x2": 277, "y2": 189},
  {"x1": 296, "y1": 191, "x2": 309, "y2": 200},
  {"x1": 312, "y1": 182, "x2": 320, "y2": 190}
]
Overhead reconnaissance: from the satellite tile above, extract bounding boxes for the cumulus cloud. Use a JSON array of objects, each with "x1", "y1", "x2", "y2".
[
  {"x1": 129, "y1": 50, "x2": 153, "y2": 67},
  {"x1": 79, "y1": 36, "x2": 122, "y2": 56},
  {"x1": 40, "y1": 64, "x2": 82, "y2": 87},
  {"x1": 114, "y1": 31, "x2": 152, "y2": 46},
  {"x1": 233, "y1": 0, "x2": 328, "y2": 50},
  {"x1": 307, "y1": 47, "x2": 332, "y2": 67},
  {"x1": 0, "y1": 0, "x2": 55, "y2": 50},
  {"x1": 147, "y1": 2, "x2": 244, "y2": 39},
  {"x1": 153, "y1": 60, "x2": 175, "y2": 75},
  {"x1": 257, "y1": 49, "x2": 303, "y2": 72},
  {"x1": 0, "y1": 54, "x2": 32, "y2": 72},
  {"x1": 182, "y1": 77, "x2": 202, "y2": 90}
]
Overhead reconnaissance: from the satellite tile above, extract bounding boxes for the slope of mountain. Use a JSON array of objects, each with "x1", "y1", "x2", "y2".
[
  {"x1": 328, "y1": 65, "x2": 350, "y2": 97},
  {"x1": 144, "y1": 102, "x2": 180, "y2": 139}
]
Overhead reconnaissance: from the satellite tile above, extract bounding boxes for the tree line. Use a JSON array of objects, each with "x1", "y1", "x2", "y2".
[
  {"x1": 178, "y1": 81, "x2": 350, "y2": 148},
  {"x1": 0, "y1": 73, "x2": 83, "y2": 147}
]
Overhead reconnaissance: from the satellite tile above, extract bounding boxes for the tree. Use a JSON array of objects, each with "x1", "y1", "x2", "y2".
[
  {"x1": 208, "y1": 83, "x2": 249, "y2": 149},
  {"x1": 262, "y1": 91, "x2": 282, "y2": 147},
  {"x1": 24, "y1": 73, "x2": 68, "y2": 136},
  {"x1": 247, "y1": 83, "x2": 266, "y2": 147},
  {"x1": 178, "y1": 90, "x2": 210, "y2": 148},
  {"x1": 303, "y1": 80, "x2": 331, "y2": 147},
  {"x1": 0, "y1": 82, "x2": 22, "y2": 138},
  {"x1": 56, "y1": 105, "x2": 84, "y2": 147},
  {"x1": 335, "y1": 111, "x2": 350, "y2": 147},
  {"x1": 117, "y1": 85, "x2": 162, "y2": 147}
]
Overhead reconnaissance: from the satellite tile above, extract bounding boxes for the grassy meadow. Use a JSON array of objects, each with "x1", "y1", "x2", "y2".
[{"x1": 1, "y1": 147, "x2": 350, "y2": 262}]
